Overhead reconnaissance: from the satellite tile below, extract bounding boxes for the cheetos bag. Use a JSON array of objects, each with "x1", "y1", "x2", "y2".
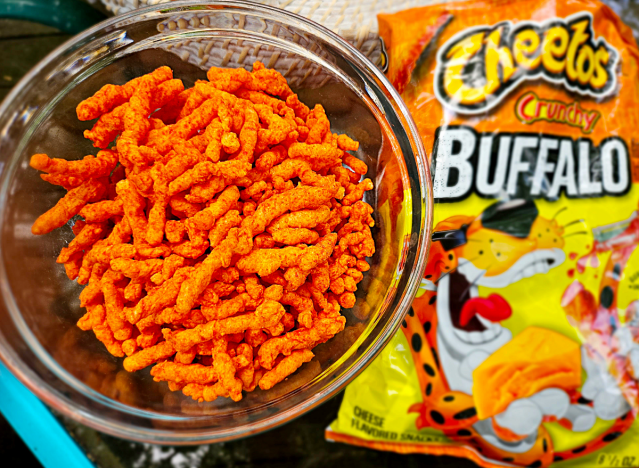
[{"x1": 326, "y1": 0, "x2": 639, "y2": 466}]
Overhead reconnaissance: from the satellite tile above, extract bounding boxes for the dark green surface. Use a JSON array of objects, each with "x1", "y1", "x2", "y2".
[
  {"x1": 0, "y1": 19, "x2": 71, "y2": 102},
  {"x1": 57, "y1": 392, "x2": 474, "y2": 468},
  {"x1": 0, "y1": 0, "x2": 106, "y2": 34}
]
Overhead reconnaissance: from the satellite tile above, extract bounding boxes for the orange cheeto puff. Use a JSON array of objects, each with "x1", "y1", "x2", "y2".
[
  {"x1": 167, "y1": 161, "x2": 218, "y2": 197},
  {"x1": 259, "y1": 349, "x2": 314, "y2": 390},
  {"x1": 123, "y1": 340, "x2": 175, "y2": 372},
  {"x1": 343, "y1": 153, "x2": 367, "y2": 175},
  {"x1": 255, "y1": 145, "x2": 287, "y2": 173},
  {"x1": 183, "y1": 382, "x2": 230, "y2": 402},
  {"x1": 233, "y1": 343, "x2": 253, "y2": 369},
  {"x1": 311, "y1": 262, "x2": 331, "y2": 292},
  {"x1": 179, "y1": 81, "x2": 236, "y2": 122},
  {"x1": 243, "y1": 274, "x2": 264, "y2": 300},
  {"x1": 172, "y1": 299, "x2": 285, "y2": 352},
  {"x1": 64, "y1": 251, "x2": 84, "y2": 281},
  {"x1": 117, "y1": 109, "x2": 152, "y2": 168},
  {"x1": 201, "y1": 293, "x2": 251, "y2": 321},
  {"x1": 272, "y1": 228, "x2": 319, "y2": 245},
  {"x1": 186, "y1": 175, "x2": 226, "y2": 204},
  {"x1": 127, "y1": 266, "x2": 194, "y2": 324},
  {"x1": 306, "y1": 105, "x2": 330, "y2": 144},
  {"x1": 151, "y1": 254, "x2": 186, "y2": 285},
  {"x1": 189, "y1": 185, "x2": 240, "y2": 230},
  {"x1": 236, "y1": 246, "x2": 305, "y2": 277},
  {"x1": 221, "y1": 132, "x2": 241, "y2": 153},
  {"x1": 79, "y1": 199, "x2": 124, "y2": 223},
  {"x1": 137, "y1": 325, "x2": 163, "y2": 349},
  {"x1": 76, "y1": 308, "x2": 94, "y2": 332},
  {"x1": 248, "y1": 62, "x2": 294, "y2": 98},
  {"x1": 122, "y1": 338, "x2": 139, "y2": 356},
  {"x1": 83, "y1": 104, "x2": 128, "y2": 149},
  {"x1": 145, "y1": 197, "x2": 169, "y2": 249},
  {"x1": 151, "y1": 361, "x2": 218, "y2": 385},
  {"x1": 152, "y1": 79, "x2": 185, "y2": 110},
  {"x1": 76, "y1": 84, "x2": 128, "y2": 122},
  {"x1": 213, "y1": 352, "x2": 243, "y2": 402},
  {"x1": 342, "y1": 178, "x2": 373, "y2": 206},
  {"x1": 165, "y1": 220, "x2": 187, "y2": 244},
  {"x1": 171, "y1": 97, "x2": 221, "y2": 141},
  {"x1": 268, "y1": 206, "x2": 331, "y2": 232},
  {"x1": 208, "y1": 209, "x2": 242, "y2": 248},
  {"x1": 101, "y1": 270, "x2": 133, "y2": 341},
  {"x1": 76, "y1": 66, "x2": 172, "y2": 121},
  {"x1": 282, "y1": 312, "x2": 296, "y2": 332},
  {"x1": 211, "y1": 267, "x2": 241, "y2": 284},
  {"x1": 281, "y1": 292, "x2": 316, "y2": 328},
  {"x1": 84, "y1": 80, "x2": 184, "y2": 148},
  {"x1": 154, "y1": 87, "x2": 192, "y2": 124},
  {"x1": 254, "y1": 232, "x2": 275, "y2": 248},
  {"x1": 174, "y1": 228, "x2": 239, "y2": 315},
  {"x1": 286, "y1": 94, "x2": 310, "y2": 120},
  {"x1": 124, "y1": 281, "x2": 144, "y2": 303},
  {"x1": 287, "y1": 143, "x2": 343, "y2": 172},
  {"x1": 203, "y1": 120, "x2": 225, "y2": 163},
  {"x1": 298, "y1": 233, "x2": 338, "y2": 272},
  {"x1": 206, "y1": 67, "x2": 253, "y2": 93},
  {"x1": 235, "y1": 89, "x2": 288, "y2": 114},
  {"x1": 32, "y1": 178, "x2": 107, "y2": 235},
  {"x1": 240, "y1": 180, "x2": 268, "y2": 201},
  {"x1": 235, "y1": 106, "x2": 259, "y2": 163},
  {"x1": 255, "y1": 104, "x2": 294, "y2": 150},
  {"x1": 172, "y1": 228, "x2": 209, "y2": 259},
  {"x1": 110, "y1": 258, "x2": 163, "y2": 281},
  {"x1": 170, "y1": 160, "x2": 249, "y2": 198},
  {"x1": 135, "y1": 242, "x2": 172, "y2": 259},
  {"x1": 41, "y1": 173, "x2": 83, "y2": 190},
  {"x1": 242, "y1": 185, "x2": 338, "y2": 236},
  {"x1": 88, "y1": 303, "x2": 125, "y2": 358},
  {"x1": 115, "y1": 179, "x2": 148, "y2": 241},
  {"x1": 86, "y1": 243, "x2": 137, "y2": 268},
  {"x1": 57, "y1": 222, "x2": 108, "y2": 263},
  {"x1": 258, "y1": 316, "x2": 345, "y2": 370},
  {"x1": 337, "y1": 134, "x2": 360, "y2": 152},
  {"x1": 269, "y1": 160, "x2": 322, "y2": 189},
  {"x1": 245, "y1": 329, "x2": 268, "y2": 348},
  {"x1": 79, "y1": 263, "x2": 107, "y2": 305},
  {"x1": 169, "y1": 193, "x2": 202, "y2": 219}
]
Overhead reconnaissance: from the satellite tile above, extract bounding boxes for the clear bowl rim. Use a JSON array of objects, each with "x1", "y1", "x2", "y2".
[{"x1": 0, "y1": 0, "x2": 433, "y2": 444}]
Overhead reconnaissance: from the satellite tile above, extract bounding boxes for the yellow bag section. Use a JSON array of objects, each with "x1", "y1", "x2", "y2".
[
  {"x1": 326, "y1": 0, "x2": 639, "y2": 466},
  {"x1": 327, "y1": 332, "x2": 639, "y2": 468},
  {"x1": 329, "y1": 193, "x2": 639, "y2": 468},
  {"x1": 327, "y1": 332, "x2": 456, "y2": 446},
  {"x1": 472, "y1": 328, "x2": 582, "y2": 420}
]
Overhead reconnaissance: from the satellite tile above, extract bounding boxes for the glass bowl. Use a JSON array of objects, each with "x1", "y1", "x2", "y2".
[{"x1": 0, "y1": 0, "x2": 431, "y2": 444}]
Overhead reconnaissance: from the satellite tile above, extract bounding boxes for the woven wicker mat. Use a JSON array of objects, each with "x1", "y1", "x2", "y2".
[{"x1": 99, "y1": 0, "x2": 436, "y2": 80}]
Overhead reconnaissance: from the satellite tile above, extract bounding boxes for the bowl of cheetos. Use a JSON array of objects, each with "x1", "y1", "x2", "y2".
[{"x1": 0, "y1": 1, "x2": 430, "y2": 443}]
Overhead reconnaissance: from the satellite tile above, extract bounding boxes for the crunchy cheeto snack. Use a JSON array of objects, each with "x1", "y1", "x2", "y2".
[{"x1": 31, "y1": 62, "x2": 375, "y2": 404}]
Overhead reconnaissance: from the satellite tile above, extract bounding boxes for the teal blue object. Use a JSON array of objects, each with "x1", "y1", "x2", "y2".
[
  {"x1": 0, "y1": 0, "x2": 106, "y2": 34},
  {"x1": 0, "y1": 361, "x2": 94, "y2": 468}
]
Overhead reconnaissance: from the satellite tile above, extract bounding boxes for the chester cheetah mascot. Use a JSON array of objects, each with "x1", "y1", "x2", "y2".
[{"x1": 403, "y1": 199, "x2": 634, "y2": 467}]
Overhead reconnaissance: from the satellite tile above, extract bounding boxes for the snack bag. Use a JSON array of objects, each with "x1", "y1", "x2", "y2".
[{"x1": 326, "y1": 0, "x2": 639, "y2": 466}]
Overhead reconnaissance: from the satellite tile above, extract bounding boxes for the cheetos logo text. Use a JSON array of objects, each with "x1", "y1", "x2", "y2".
[{"x1": 434, "y1": 12, "x2": 619, "y2": 114}]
